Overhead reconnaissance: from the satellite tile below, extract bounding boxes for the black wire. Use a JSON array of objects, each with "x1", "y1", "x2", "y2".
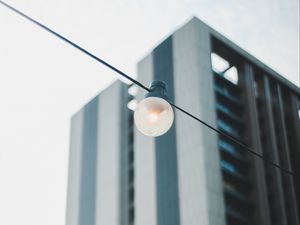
[
  {"x1": 169, "y1": 102, "x2": 294, "y2": 175},
  {"x1": 0, "y1": 0, "x2": 294, "y2": 176},
  {"x1": 0, "y1": 0, "x2": 150, "y2": 92}
]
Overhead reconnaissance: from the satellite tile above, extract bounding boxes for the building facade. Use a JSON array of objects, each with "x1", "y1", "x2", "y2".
[
  {"x1": 66, "y1": 17, "x2": 300, "y2": 225},
  {"x1": 66, "y1": 81, "x2": 134, "y2": 225}
]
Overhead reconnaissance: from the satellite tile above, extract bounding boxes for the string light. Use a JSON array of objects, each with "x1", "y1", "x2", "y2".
[
  {"x1": 0, "y1": 0, "x2": 294, "y2": 176},
  {"x1": 134, "y1": 81, "x2": 174, "y2": 137}
]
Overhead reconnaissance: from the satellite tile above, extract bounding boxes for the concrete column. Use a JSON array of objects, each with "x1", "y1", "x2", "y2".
[{"x1": 240, "y1": 63, "x2": 271, "y2": 225}]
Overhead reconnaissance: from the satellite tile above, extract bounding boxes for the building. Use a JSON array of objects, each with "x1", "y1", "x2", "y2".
[
  {"x1": 66, "y1": 81, "x2": 134, "y2": 225},
  {"x1": 66, "y1": 17, "x2": 300, "y2": 225}
]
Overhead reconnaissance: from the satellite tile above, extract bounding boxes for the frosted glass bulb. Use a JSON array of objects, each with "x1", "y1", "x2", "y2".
[{"x1": 134, "y1": 97, "x2": 174, "y2": 137}]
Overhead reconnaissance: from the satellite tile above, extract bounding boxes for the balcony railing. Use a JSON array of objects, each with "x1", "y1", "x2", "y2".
[
  {"x1": 224, "y1": 187, "x2": 250, "y2": 205},
  {"x1": 214, "y1": 85, "x2": 242, "y2": 106},
  {"x1": 218, "y1": 140, "x2": 247, "y2": 162},
  {"x1": 215, "y1": 103, "x2": 242, "y2": 123},
  {"x1": 221, "y1": 162, "x2": 250, "y2": 185},
  {"x1": 226, "y1": 206, "x2": 251, "y2": 225},
  {"x1": 217, "y1": 120, "x2": 241, "y2": 139}
]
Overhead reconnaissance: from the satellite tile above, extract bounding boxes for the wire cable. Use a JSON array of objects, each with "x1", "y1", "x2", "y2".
[
  {"x1": 0, "y1": 0, "x2": 294, "y2": 176},
  {"x1": 0, "y1": 0, "x2": 150, "y2": 92},
  {"x1": 169, "y1": 101, "x2": 293, "y2": 175}
]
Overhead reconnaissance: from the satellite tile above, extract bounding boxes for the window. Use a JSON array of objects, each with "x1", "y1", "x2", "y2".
[
  {"x1": 217, "y1": 120, "x2": 238, "y2": 137},
  {"x1": 128, "y1": 130, "x2": 134, "y2": 144},
  {"x1": 129, "y1": 207, "x2": 134, "y2": 222},
  {"x1": 215, "y1": 85, "x2": 234, "y2": 99},
  {"x1": 129, "y1": 187, "x2": 134, "y2": 201},
  {"x1": 219, "y1": 139, "x2": 236, "y2": 155},
  {"x1": 128, "y1": 150, "x2": 134, "y2": 164},
  {"x1": 223, "y1": 181, "x2": 237, "y2": 192},
  {"x1": 129, "y1": 168, "x2": 134, "y2": 183},
  {"x1": 254, "y1": 80, "x2": 259, "y2": 97},
  {"x1": 211, "y1": 53, "x2": 230, "y2": 73},
  {"x1": 221, "y1": 160, "x2": 236, "y2": 174},
  {"x1": 211, "y1": 52, "x2": 239, "y2": 85},
  {"x1": 216, "y1": 103, "x2": 230, "y2": 114},
  {"x1": 216, "y1": 103, "x2": 238, "y2": 119},
  {"x1": 216, "y1": 103, "x2": 240, "y2": 121},
  {"x1": 224, "y1": 66, "x2": 238, "y2": 85}
]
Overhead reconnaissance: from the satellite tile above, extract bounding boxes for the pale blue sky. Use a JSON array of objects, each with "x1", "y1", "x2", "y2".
[{"x1": 0, "y1": 0, "x2": 299, "y2": 225}]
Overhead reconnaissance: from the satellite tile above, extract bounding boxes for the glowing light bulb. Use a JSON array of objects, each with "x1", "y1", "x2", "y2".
[
  {"x1": 134, "y1": 97, "x2": 174, "y2": 137},
  {"x1": 148, "y1": 110, "x2": 161, "y2": 123}
]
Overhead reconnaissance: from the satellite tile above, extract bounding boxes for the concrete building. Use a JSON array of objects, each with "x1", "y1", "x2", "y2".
[
  {"x1": 66, "y1": 17, "x2": 300, "y2": 225},
  {"x1": 66, "y1": 81, "x2": 134, "y2": 225}
]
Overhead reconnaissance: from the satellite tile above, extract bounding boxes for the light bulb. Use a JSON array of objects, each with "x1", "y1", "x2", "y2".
[
  {"x1": 134, "y1": 97, "x2": 174, "y2": 137},
  {"x1": 148, "y1": 110, "x2": 160, "y2": 123}
]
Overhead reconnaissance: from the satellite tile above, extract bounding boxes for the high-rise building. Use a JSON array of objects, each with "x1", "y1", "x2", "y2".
[
  {"x1": 66, "y1": 17, "x2": 300, "y2": 225},
  {"x1": 66, "y1": 81, "x2": 134, "y2": 225}
]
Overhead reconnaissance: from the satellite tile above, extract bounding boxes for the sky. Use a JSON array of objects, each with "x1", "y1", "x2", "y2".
[{"x1": 0, "y1": 0, "x2": 299, "y2": 225}]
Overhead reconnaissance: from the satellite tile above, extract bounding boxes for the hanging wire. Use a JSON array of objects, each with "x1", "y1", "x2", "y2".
[
  {"x1": 0, "y1": 0, "x2": 294, "y2": 176},
  {"x1": 0, "y1": 0, "x2": 150, "y2": 92}
]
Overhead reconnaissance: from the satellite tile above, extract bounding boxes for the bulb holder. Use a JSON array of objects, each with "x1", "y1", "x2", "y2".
[{"x1": 145, "y1": 81, "x2": 169, "y2": 100}]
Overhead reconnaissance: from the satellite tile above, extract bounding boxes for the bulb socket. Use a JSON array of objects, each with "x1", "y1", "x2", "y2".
[{"x1": 145, "y1": 81, "x2": 169, "y2": 100}]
